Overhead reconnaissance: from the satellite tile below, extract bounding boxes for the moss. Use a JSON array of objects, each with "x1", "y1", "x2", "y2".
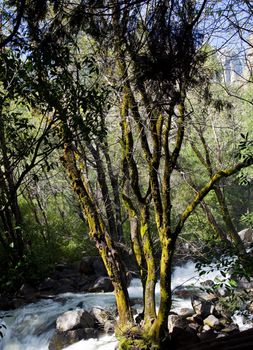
[{"x1": 117, "y1": 328, "x2": 159, "y2": 350}]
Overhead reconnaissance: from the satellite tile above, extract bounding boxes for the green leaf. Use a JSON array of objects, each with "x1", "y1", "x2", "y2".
[{"x1": 229, "y1": 279, "x2": 238, "y2": 288}]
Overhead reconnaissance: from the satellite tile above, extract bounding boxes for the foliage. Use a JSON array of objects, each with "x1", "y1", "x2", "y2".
[{"x1": 0, "y1": 1, "x2": 253, "y2": 349}]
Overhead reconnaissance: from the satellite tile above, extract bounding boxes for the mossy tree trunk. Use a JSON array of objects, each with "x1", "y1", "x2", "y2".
[{"x1": 62, "y1": 143, "x2": 133, "y2": 328}]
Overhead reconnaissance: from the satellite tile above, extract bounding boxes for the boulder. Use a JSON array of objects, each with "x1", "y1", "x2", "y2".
[
  {"x1": 92, "y1": 257, "x2": 107, "y2": 276},
  {"x1": 104, "y1": 320, "x2": 115, "y2": 334},
  {"x1": 91, "y1": 307, "x2": 114, "y2": 325},
  {"x1": 238, "y1": 228, "x2": 253, "y2": 244},
  {"x1": 56, "y1": 279, "x2": 75, "y2": 293},
  {"x1": 198, "y1": 328, "x2": 218, "y2": 342},
  {"x1": 0, "y1": 296, "x2": 18, "y2": 310},
  {"x1": 79, "y1": 256, "x2": 107, "y2": 277},
  {"x1": 39, "y1": 277, "x2": 59, "y2": 291},
  {"x1": 89, "y1": 277, "x2": 114, "y2": 293},
  {"x1": 56, "y1": 309, "x2": 95, "y2": 332},
  {"x1": 48, "y1": 328, "x2": 97, "y2": 350},
  {"x1": 203, "y1": 315, "x2": 220, "y2": 329},
  {"x1": 191, "y1": 295, "x2": 215, "y2": 318},
  {"x1": 19, "y1": 283, "x2": 36, "y2": 297},
  {"x1": 178, "y1": 308, "x2": 194, "y2": 318},
  {"x1": 79, "y1": 257, "x2": 95, "y2": 276},
  {"x1": 214, "y1": 301, "x2": 233, "y2": 319},
  {"x1": 237, "y1": 276, "x2": 253, "y2": 290},
  {"x1": 168, "y1": 315, "x2": 188, "y2": 333}
]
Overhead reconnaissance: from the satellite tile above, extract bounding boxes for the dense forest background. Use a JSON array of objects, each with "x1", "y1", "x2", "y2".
[{"x1": 0, "y1": 1, "x2": 253, "y2": 348}]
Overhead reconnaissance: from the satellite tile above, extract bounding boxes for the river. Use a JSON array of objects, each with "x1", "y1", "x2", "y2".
[{"x1": 0, "y1": 261, "x2": 251, "y2": 350}]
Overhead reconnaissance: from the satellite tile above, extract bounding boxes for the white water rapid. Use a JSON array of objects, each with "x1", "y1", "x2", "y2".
[{"x1": 0, "y1": 261, "x2": 246, "y2": 350}]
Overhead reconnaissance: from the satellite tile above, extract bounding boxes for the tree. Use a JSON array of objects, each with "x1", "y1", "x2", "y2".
[
  {"x1": 2, "y1": 1, "x2": 253, "y2": 349},
  {"x1": 0, "y1": 47, "x2": 58, "y2": 265}
]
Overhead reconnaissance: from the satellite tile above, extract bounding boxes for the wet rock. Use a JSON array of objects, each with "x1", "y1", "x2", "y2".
[
  {"x1": 191, "y1": 295, "x2": 215, "y2": 318},
  {"x1": 130, "y1": 298, "x2": 143, "y2": 306},
  {"x1": 48, "y1": 328, "x2": 98, "y2": 350},
  {"x1": 91, "y1": 307, "x2": 114, "y2": 328},
  {"x1": 56, "y1": 279, "x2": 75, "y2": 293},
  {"x1": 104, "y1": 320, "x2": 115, "y2": 334},
  {"x1": 39, "y1": 277, "x2": 59, "y2": 291},
  {"x1": 89, "y1": 277, "x2": 114, "y2": 293},
  {"x1": 56, "y1": 309, "x2": 95, "y2": 332},
  {"x1": 135, "y1": 311, "x2": 144, "y2": 324},
  {"x1": 178, "y1": 308, "x2": 194, "y2": 318},
  {"x1": 203, "y1": 315, "x2": 220, "y2": 328},
  {"x1": 19, "y1": 283, "x2": 36, "y2": 297},
  {"x1": 0, "y1": 296, "x2": 17, "y2": 310},
  {"x1": 78, "y1": 275, "x2": 98, "y2": 292}
]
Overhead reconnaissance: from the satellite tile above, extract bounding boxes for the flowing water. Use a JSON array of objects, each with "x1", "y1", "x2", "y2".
[{"x1": 0, "y1": 261, "x2": 250, "y2": 350}]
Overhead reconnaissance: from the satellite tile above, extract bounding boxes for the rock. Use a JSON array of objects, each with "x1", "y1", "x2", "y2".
[
  {"x1": 247, "y1": 301, "x2": 253, "y2": 313},
  {"x1": 92, "y1": 257, "x2": 107, "y2": 276},
  {"x1": 198, "y1": 329, "x2": 218, "y2": 341},
  {"x1": 191, "y1": 295, "x2": 215, "y2": 318},
  {"x1": 48, "y1": 328, "x2": 98, "y2": 350},
  {"x1": 193, "y1": 314, "x2": 204, "y2": 325},
  {"x1": 19, "y1": 283, "x2": 36, "y2": 297},
  {"x1": 89, "y1": 277, "x2": 114, "y2": 293},
  {"x1": 200, "y1": 280, "x2": 215, "y2": 288},
  {"x1": 174, "y1": 289, "x2": 193, "y2": 298},
  {"x1": 238, "y1": 228, "x2": 253, "y2": 244},
  {"x1": 130, "y1": 298, "x2": 143, "y2": 306},
  {"x1": 78, "y1": 275, "x2": 98, "y2": 292},
  {"x1": 135, "y1": 312, "x2": 144, "y2": 324},
  {"x1": 56, "y1": 309, "x2": 95, "y2": 332},
  {"x1": 55, "y1": 263, "x2": 66, "y2": 272},
  {"x1": 168, "y1": 315, "x2": 188, "y2": 333},
  {"x1": 202, "y1": 324, "x2": 211, "y2": 331},
  {"x1": 0, "y1": 296, "x2": 18, "y2": 310},
  {"x1": 203, "y1": 315, "x2": 220, "y2": 328},
  {"x1": 238, "y1": 277, "x2": 253, "y2": 290},
  {"x1": 214, "y1": 301, "x2": 233, "y2": 319},
  {"x1": 221, "y1": 323, "x2": 239, "y2": 335},
  {"x1": 56, "y1": 279, "x2": 75, "y2": 293},
  {"x1": 79, "y1": 256, "x2": 107, "y2": 277},
  {"x1": 39, "y1": 277, "x2": 59, "y2": 291},
  {"x1": 217, "y1": 287, "x2": 229, "y2": 297},
  {"x1": 188, "y1": 322, "x2": 200, "y2": 332},
  {"x1": 91, "y1": 307, "x2": 114, "y2": 328},
  {"x1": 170, "y1": 327, "x2": 200, "y2": 348},
  {"x1": 104, "y1": 320, "x2": 115, "y2": 334},
  {"x1": 178, "y1": 308, "x2": 194, "y2": 318}
]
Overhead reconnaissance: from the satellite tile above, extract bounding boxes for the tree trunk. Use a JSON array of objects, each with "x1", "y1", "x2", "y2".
[{"x1": 62, "y1": 143, "x2": 133, "y2": 329}]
